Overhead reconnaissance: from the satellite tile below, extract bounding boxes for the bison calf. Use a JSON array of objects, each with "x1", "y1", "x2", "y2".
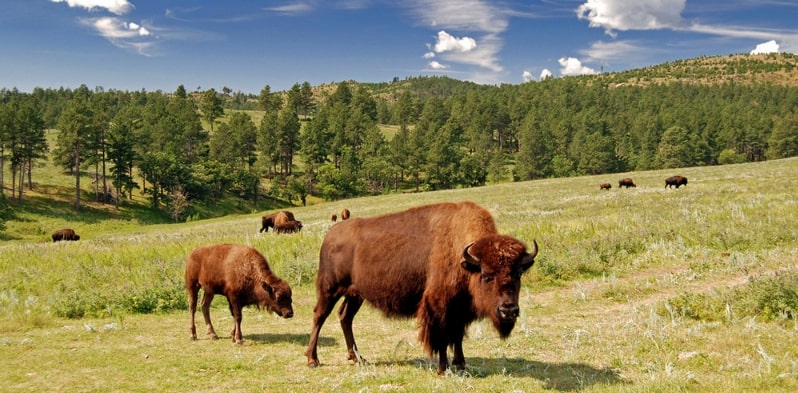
[
  {"x1": 275, "y1": 220, "x2": 303, "y2": 234},
  {"x1": 665, "y1": 175, "x2": 688, "y2": 188},
  {"x1": 599, "y1": 183, "x2": 611, "y2": 190},
  {"x1": 259, "y1": 210, "x2": 296, "y2": 233},
  {"x1": 185, "y1": 244, "x2": 294, "y2": 344},
  {"x1": 618, "y1": 178, "x2": 636, "y2": 188},
  {"x1": 52, "y1": 228, "x2": 80, "y2": 242},
  {"x1": 340, "y1": 208, "x2": 350, "y2": 220}
]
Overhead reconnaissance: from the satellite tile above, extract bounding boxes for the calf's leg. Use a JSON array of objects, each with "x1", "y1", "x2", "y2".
[
  {"x1": 200, "y1": 290, "x2": 218, "y2": 340},
  {"x1": 338, "y1": 293, "x2": 365, "y2": 363}
]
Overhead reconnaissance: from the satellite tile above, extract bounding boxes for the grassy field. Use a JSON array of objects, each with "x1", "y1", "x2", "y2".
[{"x1": 1, "y1": 158, "x2": 797, "y2": 392}]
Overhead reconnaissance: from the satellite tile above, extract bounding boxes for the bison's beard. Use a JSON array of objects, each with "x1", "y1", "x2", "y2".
[{"x1": 494, "y1": 317, "x2": 517, "y2": 339}]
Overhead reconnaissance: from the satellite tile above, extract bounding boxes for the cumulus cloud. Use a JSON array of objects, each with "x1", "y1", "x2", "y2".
[
  {"x1": 433, "y1": 31, "x2": 477, "y2": 53},
  {"x1": 423, "y1": 51, "x2": 435, "y2": 59},
  {"x1": 522, "y1": 70, "x2": 534, "y2": 82},
  {"x1": 559, "y1": 57, "x2": 597, "y2": 76},
  {"x1": 429, "y1": 61, "x2": 449, "y2": 70},
  {"x1": 540, "y1": 69, "x2": 553, "y2": 80},
  {"x1": 51, "y1": 0, "x2": 134, "y2": 15},
  {"x1": 751, "y1": 40, "x2": 780, "y2": 54},
  {"x1": 576, "y1": 0, "x2": 685, "y2": 37}
]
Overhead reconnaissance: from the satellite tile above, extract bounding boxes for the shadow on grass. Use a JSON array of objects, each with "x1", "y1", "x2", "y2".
[
  {"x1": 367, "y1": 356, "x2": 626, "y2": 391},
  {"x1": 247, "y1": 333, "x2": 336, "y2": 348}
]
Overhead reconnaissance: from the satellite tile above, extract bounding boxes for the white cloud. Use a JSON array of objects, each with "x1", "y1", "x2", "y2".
[
  {"x1": 540, "y1": 69, "x2": 553, "y2": 80},
  {"x1": 423, "y1": 52, "x2": 435, "y2": 59},
  {"x1": 51, "y1": 0, "x2": 134, "y2": 15},
  {"x1": 266, "y1": 2, "x2": 314, "y2": 15},
  {"x1": 751, "y1": 40, "x2": 780, "y2": 54},
  {"x1": 522, "y1": 70, "x2": 534, "y2": 82},
  {"x1": 81, "y1": 17, "x2": 156, "y2": 55},
  {"x1": 576, "y1": 0, "x2": 685, "y2": 37},
  {"x1": 433, "y1": 31, "x2": 477, "y2": 53},
  {"x1": 429, "y1": 61, "x2": 449, "y2": 70},
  {"x1": 558, "y1": 57, "x2": 597, "y2": 76}
]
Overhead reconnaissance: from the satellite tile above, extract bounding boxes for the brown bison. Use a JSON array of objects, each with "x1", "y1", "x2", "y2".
[
  {"x1": 618, "y1": 178, "x2": 636, "y2": 188},
  {"x1": 259, "y1": 211, "x2": 295, "y2": 233},
  {"x1": 275, "y1": 220, "x2": 303, "y2": 234},
  {"x1": 305, "y1": 201, "x2": 538, "y2": 374},
  {"x1": 599, "y1": 183, "x2": 611, "y2": 190},
  {"x1": 185, "y1": 244, "x2": 294, "y2": 344},
  {"x1": 52, "y1": 228, "x2": 80, "y2": 242},
  {"x1": 340, "y1": 208, "x2": 350, "y2": 220},
  {"x1": 665, "y1": 175, "x2": 688, "y2": 188},
  {"x1": 331, "y1": 214, "x2": 338, "y2": 222}
]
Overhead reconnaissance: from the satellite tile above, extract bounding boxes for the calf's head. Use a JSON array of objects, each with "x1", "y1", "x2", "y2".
[
  {"x1": 461, "y1": 234, "x2": 538, "y2": 337},
  {"x1": 261, "y1": 278, "x2": 294, "y2": 318}
]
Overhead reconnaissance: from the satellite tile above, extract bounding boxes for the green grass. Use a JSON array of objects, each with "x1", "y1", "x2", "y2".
[{"x1": 1, "y1": 158, "x2": 797, "y2": 392}]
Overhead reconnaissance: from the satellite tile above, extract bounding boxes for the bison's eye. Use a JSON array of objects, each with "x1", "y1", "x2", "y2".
[{"x1": 481, "y1": 274, "x2": 494, "y2": 283}]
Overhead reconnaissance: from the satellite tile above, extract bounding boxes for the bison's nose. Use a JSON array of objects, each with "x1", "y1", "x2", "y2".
[
  {"x1": 498, "y1": 303, "x2": 519, "y2": 319},
  {"x1": 284, "y1": 309, "x2": 294, "y2": 318}
]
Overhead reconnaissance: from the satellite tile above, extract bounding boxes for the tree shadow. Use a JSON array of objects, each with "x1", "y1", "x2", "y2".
[{"x1": 369, "y1": 356, "x2": 626, "y2": 391}]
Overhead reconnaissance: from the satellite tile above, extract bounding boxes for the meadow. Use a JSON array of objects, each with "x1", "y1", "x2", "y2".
[{"x1": 1, "y1": 157, "x2": 797, "y2": 392}]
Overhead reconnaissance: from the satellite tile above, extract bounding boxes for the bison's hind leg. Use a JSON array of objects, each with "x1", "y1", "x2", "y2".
[
  {"x1": 200, "y1": 289, "x2": 219, "y2": 340},
  {"x1": 187, "y1": 283, "x2": 200, "y2": 340},
  {"x1": 338, "y1": 294, "x2": 365, "y2": 364}
]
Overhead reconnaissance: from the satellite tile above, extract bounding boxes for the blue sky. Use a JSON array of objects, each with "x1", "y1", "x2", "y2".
[{"x1": 1, "y1": 1, "x2": 796, "y2": 94}]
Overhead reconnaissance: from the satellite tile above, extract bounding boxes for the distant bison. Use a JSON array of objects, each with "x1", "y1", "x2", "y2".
[
  {"x1": 275, "y1": 220, "x2": 303, "y2": 234},
  {"x1": 599, "y1": 183, "x2": 611, "y2": 190},
  {"x1": 340, "y1": 208, "x2": 350, "y2": 220},
  {"x1": 305, "y1": 201, "x2": 538, "y2": 374},
  {"x1": 331, "y1": 214, "x2": 338, "y2": 222},
  {"x1": 665, "y1": 175, "x2": 688, "y2": 189},
  {"x1": 618, "y1": 178, "x2": 636, "y2": 188},
  {"x1": 52, "y1": 228, "x2": 80, "y2": 242},
  {"x1": 259, "y1": 211, "x2": 295, "y2": 233},
  {"x1": 185, "y1": 244, "x2": 294, "y2": 343}
]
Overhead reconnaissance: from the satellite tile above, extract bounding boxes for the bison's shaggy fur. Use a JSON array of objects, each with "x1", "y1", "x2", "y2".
[
  {"x1": 599, "y1": 183, "x2": 611, "y2": 190},
  {"x1": 619, "y1": 178, "x2": 636, "y2": 188},
  {"x1": 259, "y1": 211, "x2": 295, "y2": 233},
  {"x1": 185, "y1": 244, "x2": 293, "y2": 344},
  {"x1": 275, "y1": 220, "x2": 303, "y2": 234},
  {"x1": 305, "y1": 201, "x2": 538, "y2": 374},
  {"x1": 52, "y1": 228, "x2": 80, "y2": 242},
  {"x1": 665, "y1": 175, "x2": 688, "y2": 188}
]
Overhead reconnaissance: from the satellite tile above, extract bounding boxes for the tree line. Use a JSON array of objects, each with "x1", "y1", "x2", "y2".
[{"x1": 1, "y1": 66, "x2": 797, "y2": 220}]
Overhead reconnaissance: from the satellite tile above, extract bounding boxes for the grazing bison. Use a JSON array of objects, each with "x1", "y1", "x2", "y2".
[
  {"x1": 599, "y1": 183, "x2": 612, "y2": 190},
  {"x1": 275, "y1": 220, "x2": 303, "y2": 234},
  {"x1": 340, "y1": 208, "x2": 351, "y2": 220},
  {"x1": 665, "y1": 175, "x2": 688, "y2": 189},
  {"x1": 305, "y1": 201, "x2": 538, "y2": 374},
  {"x1": 618, "y1": 178, "x2": 636, "y2": 188},
  {"x1": 259, "y1": 211, "x2": 296, "y2": 233},
  {"x1": 185, "y1": 244, "x2": 294, "y2": 344},
  {"x1": 52, "y1": 228, "x2": 80, "y2": 242},
  {"x1": 331, "y1": 214, "x2": 338, "y2": 222}
]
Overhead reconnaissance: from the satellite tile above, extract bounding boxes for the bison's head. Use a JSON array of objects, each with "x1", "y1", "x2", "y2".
[
  {"x1": 263, "y1": 279, "x2": 294, "y2": 319},
  {"x1": 461, "y1": 234, "x2": 538, "y2": 338}
]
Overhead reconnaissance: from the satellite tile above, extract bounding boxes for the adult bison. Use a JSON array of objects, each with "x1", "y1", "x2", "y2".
[
  {"x1": 599, "y1": 183, "x2": 611, "y2": 190},
  {"x1": 618, "y1": 178, "x2": 636, "y2": 188},
  {"x1": 665, "y1": 175, "x2": 688, "y2": 188},
  {"x1": 185, "y1": 244, "x2": 294, "y2": 344},
  {"x1": 275, "y1": 220, "x2": 303, "y2": 234},
  {"x1": 259, "y1": 211, "x2": 295, "y2": 233},
  {"x1": 52, "y1": 228, "x2": 80, "y2": 242},
  {"x1": 305, "y1": 201, "x2": 538, "y2": 374},
  {"x1": 340, "y1": 208, "x2": 350, "y2": 220}
]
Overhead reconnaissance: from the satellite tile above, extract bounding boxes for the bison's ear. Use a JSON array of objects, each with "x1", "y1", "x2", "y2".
[
  {"x1": 262, "y1": 282, "x2": 274, "y2": 296},
  {"x1": 460, "y1": 243, "x2": 481, "y2": 273},
  {"x1": 519, "y1": 240, "x2": 539, "y2": 272}
]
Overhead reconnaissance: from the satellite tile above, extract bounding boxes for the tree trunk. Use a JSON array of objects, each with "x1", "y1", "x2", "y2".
[{"x1": 74, "y1": 141, "x2": 81, "y2": 211}]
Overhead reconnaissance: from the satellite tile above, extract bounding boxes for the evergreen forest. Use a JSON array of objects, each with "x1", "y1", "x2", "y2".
[{"x1": 1, "y1": 53, "x2": 798, "y2": 220}]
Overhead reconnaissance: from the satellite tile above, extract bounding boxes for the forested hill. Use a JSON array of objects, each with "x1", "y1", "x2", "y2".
[{"x1": 1, "y1": 53, "x2": 798, "y2": 222}]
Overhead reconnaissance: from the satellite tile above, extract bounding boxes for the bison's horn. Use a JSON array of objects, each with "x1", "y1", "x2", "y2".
[
  {"x1": 462, "y1": 242, "x2": 480, "y2": 267},
  {"x1": 530, "y1": 239, "x2": 539, "y2": 259}
]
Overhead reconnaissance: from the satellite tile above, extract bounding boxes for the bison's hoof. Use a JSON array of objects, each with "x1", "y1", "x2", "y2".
[
  {"x1": 307, "y1": 360, "x2": 320, "y2": 368},
  {"x1": 190, "y1": 336, "x2": 197, "y2": 341},
  {"x1": 209, "y1": 334, "x2": 219, "y2": 340}
]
